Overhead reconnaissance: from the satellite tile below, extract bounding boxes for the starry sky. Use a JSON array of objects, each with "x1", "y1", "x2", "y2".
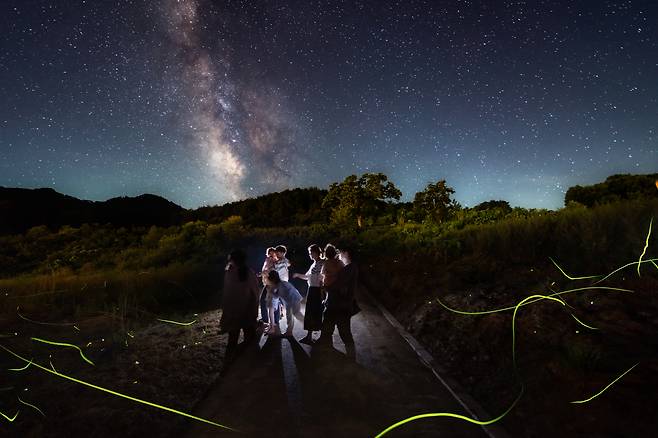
[{"x1": 1, "y1": 0, "x2": 657, "y2": 209}]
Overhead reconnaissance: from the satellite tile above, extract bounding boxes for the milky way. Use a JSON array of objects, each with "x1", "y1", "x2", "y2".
[{"x1": 1, "y1": 0, "x2": 657, "y2": 208}]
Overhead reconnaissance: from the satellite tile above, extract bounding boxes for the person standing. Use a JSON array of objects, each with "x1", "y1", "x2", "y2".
[
  {"x1": 267, "y1": 270, "x2": 304, "y2": 337},
  {"x1": 317, "y1": 245, "x2": 359, "y2": 359},
  {"x1": 259, "y1": 247, "x2": 279, "y2": 326},
  {"x1": 219, "y1": 249, "x2": 260, "y2": 365},
  {"x1": 273, "y1": 244, "x2": 290, "y2": 281},
  {"x1": 293, "y1": 244, "x2": 325, "y2": 344}
]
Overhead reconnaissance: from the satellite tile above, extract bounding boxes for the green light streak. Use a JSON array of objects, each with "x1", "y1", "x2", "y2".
[
  {"x1": 594, "y1": 258, "x2": 658, "y2": 284},
  {"x1": 570, "y1": 314, "x2": 598, "y2": 330},
  {"x1": 9, "y1": 358, "x2": 33, "y2": 371},
  {"x1": 31, "y1": 337, "x2": 95, "y2": 366},
  {"x1": 16, "y1": 306, "x2": 76, "y2": 326},
  {"x1": 18, "y1": 396, "x2": 45, "y2": 417},
  {"x1": 0, "y1": 409, "x2": 19, "y2": 422},
  {"x1": 436, "y1": 286, "x2": 632, "y2": 316},
  {"x1": 156, "y1": 318, "x2": 197, "y2": 326},
  {"x1": 549, "y1": 257, "x2": 601, "y2": 280},
  {"x1": 375, "y1": 386, "x2": 524, "y2": 437},
  {"x1": 570, "y1": 363, "x2": 639, "y2": 404},
  {"x1": 0, "y1": 344, "x2": 238, "y2": 432},
  {"x1": 637, "y1": 218, "x2": 653, "y2": 277},
  {"x1": 512, "y1": 295, "x2": 566, "y2": 367}
]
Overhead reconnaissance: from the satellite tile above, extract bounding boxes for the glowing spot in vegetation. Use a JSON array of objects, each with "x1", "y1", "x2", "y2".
[
  {"x1": 127, "y1": 332, "x2": 135, "y2": 338},
  {"x1": 549, "y1": 257, "x2": 601, "y2": 281},
  {"x1": 18, "y1": 396, "x2": 45, "y2": 417},
  {"x1": 637, "y1": 218, "x2": 653, "y2": 277},
  {"x1": 31, "y1": 337, "x2": 95, "y2": 366},
  {"x1": 1, "y1": 345, "x2": 238, "y2": 432},
  {"x1": 570, "y1": 314, "x2": 599, "y2": 330},
  {"x1": 0, "y1": 409, "x2": 19, "y2": 422},
  {"x1": 570, "y1": 363, "x2": 639, "y2": 404},
  {"x1": 157, "y1": 318, "x2": 197, "y2": 326},
  {"x1": 73, "y1": 325, "x2": 80, "y2": 332},
  {"x1": 375, "y1": 387, "x2": 523, "y2": 437}
]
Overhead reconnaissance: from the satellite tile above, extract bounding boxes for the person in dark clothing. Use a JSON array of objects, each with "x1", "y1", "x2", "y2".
[
  {"x1": 219, "y1": 249, "x2": 260, "y2": 365},
  {"x1": 317, "y1": 245, "x2": 359, "y2": 359}
]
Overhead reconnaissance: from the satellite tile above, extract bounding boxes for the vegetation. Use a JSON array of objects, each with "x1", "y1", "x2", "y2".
[
  {"x1": 322, "y1": 173, "x2": 402, "y2": 228},
  {"x1": 564, "y1": 173, "x2": 658, "y2": 207}
]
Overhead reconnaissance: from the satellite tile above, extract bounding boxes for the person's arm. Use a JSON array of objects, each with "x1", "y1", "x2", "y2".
[{"x1": 293, "y1": 273, "x2": 309, "y2": 280}]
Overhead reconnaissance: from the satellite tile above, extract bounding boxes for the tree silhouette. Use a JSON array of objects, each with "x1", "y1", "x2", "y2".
[
  {"x1": 322, "y1": 173, "x2": 402, "y2": 228},
  {"x1": 413, "y1": 179, "x2": 459, "y2": 223}
]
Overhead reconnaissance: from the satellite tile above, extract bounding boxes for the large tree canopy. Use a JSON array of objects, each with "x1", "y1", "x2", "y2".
[
  {"x1": 413, "y1": 179, "x2": 459, "y2": 223},
  {"x1": 322, "y1": 173, "x2": 402, "y2": 228}
]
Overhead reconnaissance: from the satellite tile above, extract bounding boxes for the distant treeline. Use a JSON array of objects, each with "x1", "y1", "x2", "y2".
[
  {"x1": 2, "y1": 172, "x2": 657, "y2": 235},
  {"x1": 565, "y1": 173, "x2": 658, "y2": 207}
]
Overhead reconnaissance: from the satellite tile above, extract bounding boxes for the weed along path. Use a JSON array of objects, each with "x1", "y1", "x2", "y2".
[{"x1": 184, "y1": 288, "x2": 502, "y2": 438}]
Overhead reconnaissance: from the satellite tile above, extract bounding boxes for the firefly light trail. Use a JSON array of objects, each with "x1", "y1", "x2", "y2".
[
  {"x1": 570, "y1": 363, "x2": 639, "y2": 404},
  {"x1": 1, "y1": 344, "x2": 238, "y2": 432},
  {"x1": 375, "y1": 387, "x2": 524, "y2": 438},
  {"x1": 637, "y1": 217, "x2": 653, "y2": 277},
  {"x1": 156, "y1": 318, "x2": 197, "y2": 326},
  {"x1": 18, "y1": 396, "x2": 45, "y2": 417},
  {"x1": 31, "y1": 337, "x2": 95, "y2": 366}
]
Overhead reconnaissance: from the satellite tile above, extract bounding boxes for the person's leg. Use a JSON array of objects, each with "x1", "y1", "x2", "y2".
[
  {"x1": 317, "y1": 312, "x2": 336, "y2": 345},
  {"x1": 259, "y1": 286, "x2": 269, "y2": 323},
  {"x1": 284, "y1": 302, "x2": 294, "y2": 335},
  {"x1": 226, "y1": 329, "x2": 239, "y2": 362},
  {"x1": 336, "y1": 316, "x2": 355, "y2": 359}
]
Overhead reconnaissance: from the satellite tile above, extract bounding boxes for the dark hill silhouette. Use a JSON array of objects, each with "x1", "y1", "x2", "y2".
[
  {"x1": 0, "y1": 187, "x2": 184, "y2": 234},
  {"x1": 185, "y1": 187, "x2": 328, "y2": 227},
  {"x1": 0, "y1": 186, "x2": 328, "y2": 234}
]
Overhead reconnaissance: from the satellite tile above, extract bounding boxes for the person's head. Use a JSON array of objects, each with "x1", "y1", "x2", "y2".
[
  {"x1": 307, "y1": 244, "x2": 322, "y2": 261},
  {"x1": 267, "y1": 269, "x2": 281, "y2": 285},
  {"x1": 266, "y1": 247, "x2": 276, "y2": 258},
  {"x1": 337, "y1": 245, "x2": 355, "y2": 265},
  {"x1": 275, "y1": 245, "x2": 287, "y2": 259},
  {"x1": 324, "y1": 243, "x2": 337, "y2": 260},
  {"x1": 228, "y1": 249, "x2": 248, "y2": 281}
]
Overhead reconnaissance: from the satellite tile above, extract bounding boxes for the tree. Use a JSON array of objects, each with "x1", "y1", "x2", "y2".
[
  {"x1": 413, "y1": 179, "x2": 459, "y2": 223},
  {"x1": 322, "y1": 173, "x2": 402, "y2": 228}
]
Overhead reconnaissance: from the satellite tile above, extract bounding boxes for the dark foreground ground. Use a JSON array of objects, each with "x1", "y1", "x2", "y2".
[{"x1": 185, "y1": 289, "x2": 499, "y2": 438}]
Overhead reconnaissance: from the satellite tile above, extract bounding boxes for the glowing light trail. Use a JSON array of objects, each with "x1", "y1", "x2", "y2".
[
  {"x1": 637, "y1": 218, "x2": 653, "y2": 277},
  {"x1": 375, "y1": 387, "x2": 523, "y2": 437},
  {"x1": 1, "y1": 345, "x2": 238, "y2": 432},
  {"x1": 0, "y1": 409, "x2": 18, "y2": 422},
  {"x1": 512, "y1": 295, "x2": 566, "y2": 366},
  {"x1": 570, "y1": 314, "x2": 598, "y2": 330},
  {"x1": 436, "y1": 286, "x2": 632, "y2": 316},
  {"x1": 18, "y1": 396, "x2": 45, "y2": 417},
  {"x1": 17, "y1": 307, "x2": 76, "y2": 326},
  {"x1": 570, "y1": 363, "x2": 639, "y2": 404},
  {"x1": 549, "y1": 257, "x2": 601, "y2": 281},
  {"x1": 156, "y1": 318, "x2": 197, "y2": 326},
  {"x1": 31, "y1": 337, "x2": 95, "y2": 366}
]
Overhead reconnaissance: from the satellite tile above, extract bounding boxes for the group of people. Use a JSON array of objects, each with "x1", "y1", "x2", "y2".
[{"x1": 219, "y1": 243, "x2": 360, "y2": 364}]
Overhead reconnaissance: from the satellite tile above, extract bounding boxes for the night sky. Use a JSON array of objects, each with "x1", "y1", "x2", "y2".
[{"x1": 1, "y1": 0, "x2": 657, "y2": 209}]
